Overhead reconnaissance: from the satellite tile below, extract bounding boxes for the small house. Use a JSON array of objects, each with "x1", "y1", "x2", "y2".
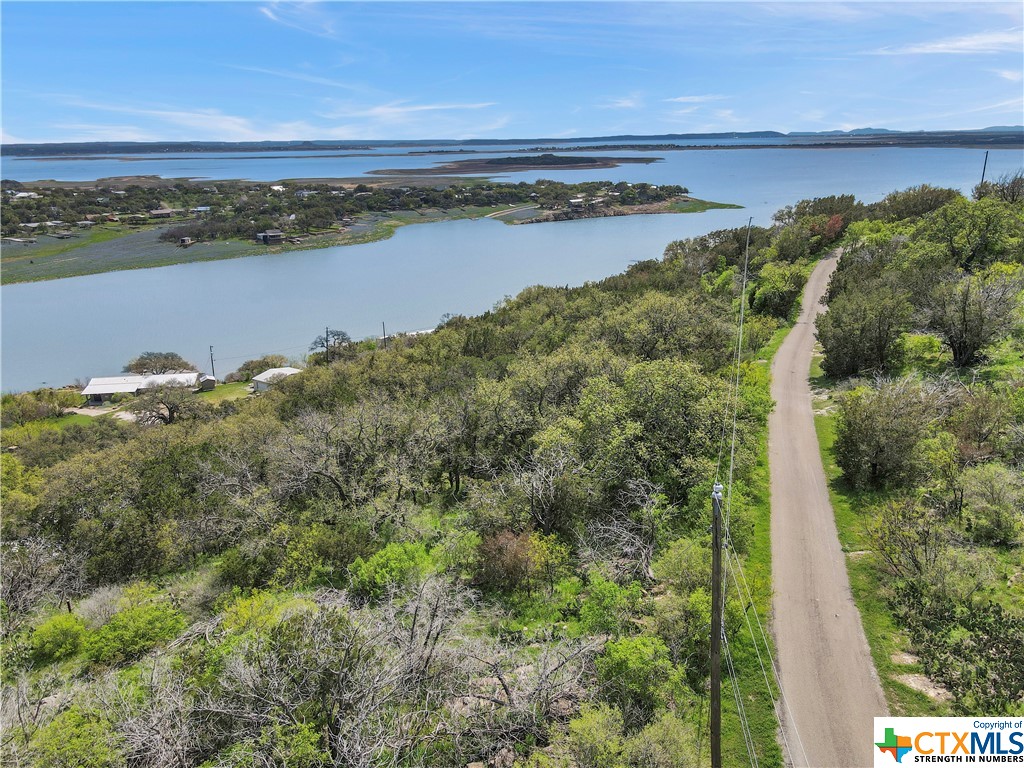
[
  {"x1": 80, "y1": 372, "x2": 203, "y2": 404},
  {"x1": 197, "y1": 374, "x2": 217, "y2": 392},
  {"x1": 252, "y1": 367, "x2": 302, "y2": 392},
  {"x1": 149, "y1": 208, "x2": 175, "y2": 218},
  {"x1": 256, "y1": 229, "x2": 285, "y2": 245}
]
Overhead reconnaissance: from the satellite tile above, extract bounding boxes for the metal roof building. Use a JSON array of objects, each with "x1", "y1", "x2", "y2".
[
  {"x1": 81, "y1": 372, "x2": 202, "y2": 401},
  {"x1": 252, "y1": 367, "x2": 302, "y2": 391}
]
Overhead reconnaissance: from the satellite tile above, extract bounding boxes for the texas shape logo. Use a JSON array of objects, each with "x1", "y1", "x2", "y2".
[{"x1": 876, "y1": 727, "x2": 913, "y2": 763}]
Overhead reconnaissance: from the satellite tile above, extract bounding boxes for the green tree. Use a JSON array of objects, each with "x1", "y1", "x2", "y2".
[
  {"x1": 922, "y1": 265, "x2": 1023, "y2": 367},
  {"x1": 123, "y1": 351, "x2": 197, "y2": 374},
  {"x1": 227, "y1": 353, "x2": 289, "y2": 382},
  {"x1": 834, "y1": 377, "x2": 943, "y2": 489},
  {"x1": 815, "y1": 282, "x2": 912, "y2": 378},
  {"x1": 126, "y1": 384, "x2": 211, "y2": 425},
  {"x1": 347, "y1": 541, "x2": 432, "y2": 600},
  {"x1": 915, "y1": 197, "x2": 1024, "y2": 270},
  {"x1": 751, "y1": 261, "x2": 807, "y2": 319}
]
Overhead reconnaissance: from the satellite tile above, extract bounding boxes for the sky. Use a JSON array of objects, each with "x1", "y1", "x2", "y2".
[{"x1": 1, "y1": 1, "x2": 1022, "y2": 143}]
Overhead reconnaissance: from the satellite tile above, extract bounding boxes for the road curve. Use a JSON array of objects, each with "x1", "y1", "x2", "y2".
[{"x1": 769, "y1": 251, "x2": 888, "y2": 767}]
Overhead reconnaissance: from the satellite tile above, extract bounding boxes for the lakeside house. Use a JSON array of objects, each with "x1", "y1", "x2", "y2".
[
  {"x1": 80, "y1": 372, "x2": 216, "y2": 404},
  {"x1": 256, "y1": 229, "x2": 285, "y2": 245},
  {"x1": 251, "y1": 367, "x2": 302, "y2": 392}
]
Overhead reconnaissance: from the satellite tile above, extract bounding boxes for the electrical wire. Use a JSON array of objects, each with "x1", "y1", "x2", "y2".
[
  {"x1": 725, "y1": 532, "x2": 811, "y2": 767},
  {"x1": 723, "y1": 632, "x2": 759, "y2": 768}
]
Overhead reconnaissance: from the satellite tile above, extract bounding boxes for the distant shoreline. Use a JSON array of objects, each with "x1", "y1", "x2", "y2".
[
  {"x1": 3, "y1": 129, "x2": 1021, "y2": 158},
  {"x1": 9, "y1": 135, "x2": 1024, "y2": 167}
]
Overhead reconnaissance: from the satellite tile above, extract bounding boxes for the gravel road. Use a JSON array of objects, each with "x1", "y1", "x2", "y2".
[{"x1": 769, "y1": 251, "x2": 888, "y2": 767}]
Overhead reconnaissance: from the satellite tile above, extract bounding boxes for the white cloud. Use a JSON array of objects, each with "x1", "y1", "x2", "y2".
[
  {"x1": 48, "y1": 123, "x2": 162, "y2": 143},
  {"x1": 599, "y1": 95, "x2": 644, "y2": 110},
  {"x1": 258, "y1": 2, "x2": 336, "y2": 39},
  {"x1": 225, "y1": 65, "x2": 361, "y2": 91},
  {"x1": 345, "y1": 102, "x2": 497, "y2": 121},
  {"x1": 664, "y1": 95, "x2": 727, "y2": 104},
  {"x1": 55, "y1": 97, "x2": 330, "y2": 142},
  {"x1": 993, "y1": 68, "x2": 1024, "y2": 81},
  {"x1": 869, "y1": 29, "x2": 1023, "y2": 55}
]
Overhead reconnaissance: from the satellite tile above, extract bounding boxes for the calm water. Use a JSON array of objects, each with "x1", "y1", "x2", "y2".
[{"x1": 2, "y1": 145, "x2": 1021, "y2": 392}]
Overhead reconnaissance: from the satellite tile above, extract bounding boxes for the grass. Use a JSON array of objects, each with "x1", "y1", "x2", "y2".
[
  {"x1": 668, "y1": 199, "x2": 744, "y2": 214},
  {"x1": 196, "y1": 381, "x2": 251, "y2": 403},
  {"x1": 1, "y1": 412, "x2": 95, "y2": 445}
]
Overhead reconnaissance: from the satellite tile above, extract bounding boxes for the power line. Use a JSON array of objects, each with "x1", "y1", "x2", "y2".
[
  {"x1": 724, "y1": 633, "x2": 759, "y2": 768},
  {"x1": 726, "y1": 531, "x2": 811, "y2": 767}
]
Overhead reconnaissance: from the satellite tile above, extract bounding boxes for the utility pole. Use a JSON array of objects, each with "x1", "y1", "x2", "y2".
[
  {"x1": 325, "y1": 325, "x2": 330, "y2": 363},
  {"x1": 710, "y1": 481, "x2": 724, "y2": 768},
  {"x1": 382, "y1": 321, "x2": 388, "y2": 351},
  {"x1": 980, "y1": 150, "x2": 990, "y2": 187},
  {"x1": 209, "y1": 346, "x2": 216, "y2": 379}
]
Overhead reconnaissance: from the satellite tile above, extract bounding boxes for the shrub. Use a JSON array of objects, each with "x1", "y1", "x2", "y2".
[
  {"x1": 625, "y1": 711, "x2": 701, "y2": 767},
  {"x1": 31, "y1": 706, "x2": 124, "y2": 768},
  {"x1": 348, "y1": 541, "x2": 432, "y2": 600},
  {"x1": 579, "y1": 576, "x2": 642, "y2": 637},
  {"x1": 596, "y1": 636, "x2": 678, "y2": 730},
  {"x1": 83, "y1": 602, "x2": 186, "y2": 665},
  {"x1": 76, "y1": 585, "x2": 124, "y2": 629},
  {"x1": 218, "y1": 544, "x2": 282, "y2": 590},
  {"x1": 834, "y1": 377, "x2": 940, "y2": 489},
  {"x1": 564, "y1": 703, "x2": 627, "y2": 767},
  {"x1": 31, "y1": 613, "x2": 86, "y2": 664},
  {"x1": 962, "y1": 462, "x2": 1024, "y2": 546}
]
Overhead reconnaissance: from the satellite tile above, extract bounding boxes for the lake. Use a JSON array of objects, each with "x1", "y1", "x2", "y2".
[{"x1": 2, "y1": 144, "x2": 1021, "y2": 393}]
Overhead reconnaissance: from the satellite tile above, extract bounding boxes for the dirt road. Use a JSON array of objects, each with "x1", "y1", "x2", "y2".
[{"x1": 769, "y1": 251, "x2": 888, "y2": 767}]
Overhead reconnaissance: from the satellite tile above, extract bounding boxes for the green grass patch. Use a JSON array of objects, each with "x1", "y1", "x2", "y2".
[
  {"x1": 196, "y1": 381, "x2": 251, "y2": 403},
  {"x1": 668, "y1": 198, "x2": 743, "y2": 213}
]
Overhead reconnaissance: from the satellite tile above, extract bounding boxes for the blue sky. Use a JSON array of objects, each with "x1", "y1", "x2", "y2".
[{"x1": 2, "y1": 1, "x2": 1021, "y2": 143}]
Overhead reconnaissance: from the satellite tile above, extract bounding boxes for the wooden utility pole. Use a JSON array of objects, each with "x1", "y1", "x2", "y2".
[
  {"x1": 325, "y1": 325, "x2": 330, "y2": 363},
  {"x1": 382, "y1": 321, "x2": 388, "y2": 351},
  {"x1": 981, "y1": 150, "x2": 990, "y2": 186},
  {"x1": 710, "y1": 481, "x2": 724, "y2": 768},
  {"x1": 209, "y1": 346, "x2": 216, "y2": 379}
]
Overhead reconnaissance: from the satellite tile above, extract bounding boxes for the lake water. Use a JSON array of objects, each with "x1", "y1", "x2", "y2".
[{"x1": 2, "y1": 145, "x2": 1021, "y2": 392}]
